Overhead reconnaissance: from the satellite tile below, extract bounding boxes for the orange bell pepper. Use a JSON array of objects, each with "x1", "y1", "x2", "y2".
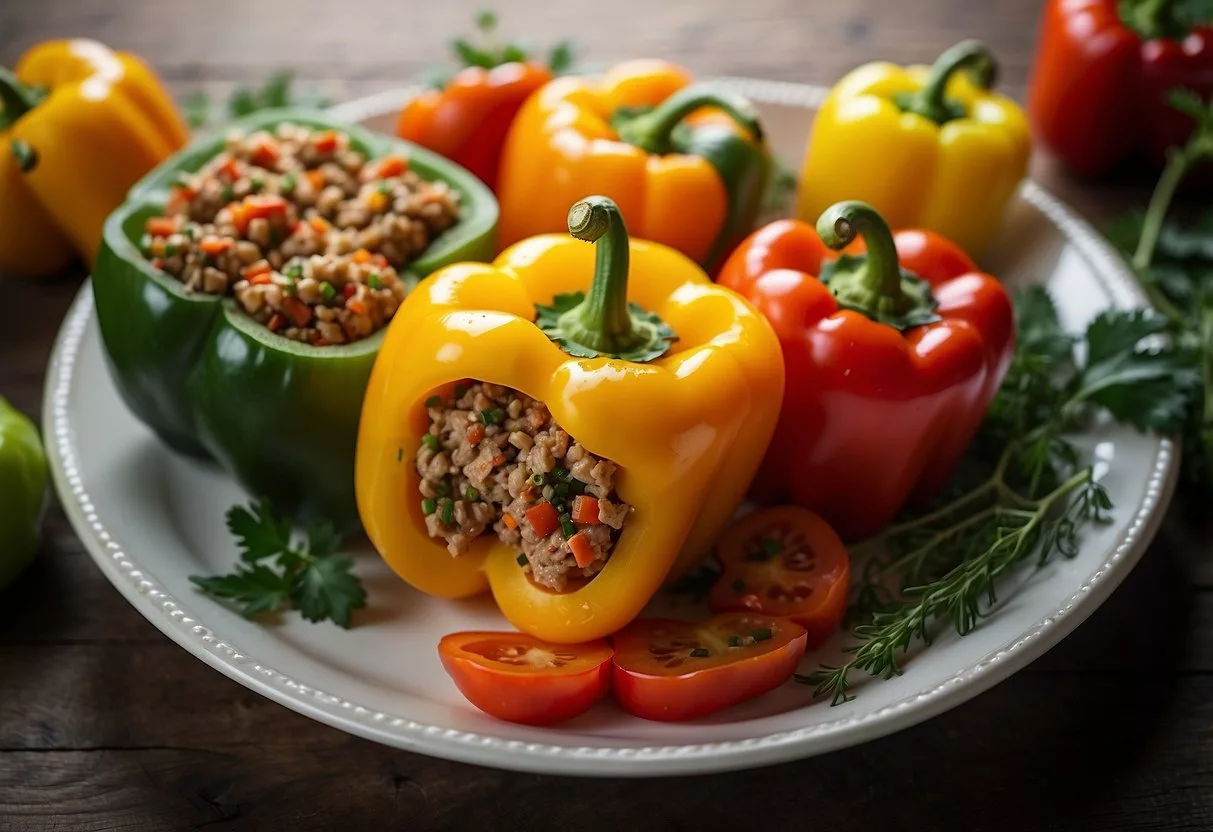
[{"x1": 495, "y1": 60, "x2": 771, "y2": 271}]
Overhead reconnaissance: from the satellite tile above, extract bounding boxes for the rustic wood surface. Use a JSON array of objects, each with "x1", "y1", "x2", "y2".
[{"x1": 3, "y1": 0, "x2": 1211, "y2": 829}]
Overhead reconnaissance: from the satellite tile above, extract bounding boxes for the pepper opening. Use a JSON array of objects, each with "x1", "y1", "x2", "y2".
[
  {"x1": 137, "y1": 123, "x2": 459, "y2": 346},
  {"x1": 891, "y1": 40, "x2": 997, "y2": 125},
  {"x1": 536, "y1": 195, "x2": 677, "y2": 362},
  {"x1": 416, "y1": 381, "x2": 632, "y2": 591},
  {"x1": 612, "y1": 84, "x2": 764, "y2": 154},
  {"x1": 815, "y1": 201, "x2": 940, "y2": 330}
]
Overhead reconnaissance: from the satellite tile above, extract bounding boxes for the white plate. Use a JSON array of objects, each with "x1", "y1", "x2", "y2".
[{"x1": 44, "y1": 80, "x2": 1176, "y2": 777}]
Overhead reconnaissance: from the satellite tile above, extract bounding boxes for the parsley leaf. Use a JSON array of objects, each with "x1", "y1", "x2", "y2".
[
  {"x1": 227, "y1": 501, "x2": 292, "y2": 562},
  {"x1": 185, "y1": 72, "x2": 329, "y2": 130},
  {"x1": 293, "y1": 554, "x2": 367, "y2": 628},
  {"x1": 190, "y1": 501, "x2": 367, "y2": 628},
  {"x1": 182, "y1": 90, "x2": 211, "y2": 129},
  {"x1": 191, "y1": 564, "x2": 292, "y2": 617},
  {"x1": 1079, "y1": 310, "x2": 1199, "y2": 433}
]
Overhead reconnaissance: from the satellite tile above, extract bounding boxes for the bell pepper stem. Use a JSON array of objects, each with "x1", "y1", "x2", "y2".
[
  {"x1": 617, "y1": 84, "x2": 764, "y2": 154},
  {"x1": 900, "y1": 40, "x2": 997, "y2": 124},
  {"x1": 0, "y1": 67, "x2": 44, "y2": 124},
  {"x1": 569, "y1": 196, "x2": 635, "y2": 345},
  {"x1": 817, "y1": 201, "x2": 903, "y2": 302},
  {"x1": 540, "y1": 195, "x2": 676, "y2": 361}
]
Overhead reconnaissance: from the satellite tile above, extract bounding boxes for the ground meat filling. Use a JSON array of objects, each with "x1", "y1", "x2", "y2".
[
  {"x1": 139, "y1": 123, "x2": 462, "y2": 345},
  {"x1": 416, "y1": 382, "x2": 632, "y2": 591}
]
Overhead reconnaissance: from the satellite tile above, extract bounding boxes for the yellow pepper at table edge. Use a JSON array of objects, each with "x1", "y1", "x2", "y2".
[
  {"x1": 0, "y1": 39, "x2": 188, "y2": 277},
  {"x1": 796, "y1": 40, "x2": 1031, "y2": 258},
  {"x1": 495, "y1": 59, "x2": 771, "y2": 273},
  {"x1": 355, "y1": 195, "x2": 784, "y2": 644}
]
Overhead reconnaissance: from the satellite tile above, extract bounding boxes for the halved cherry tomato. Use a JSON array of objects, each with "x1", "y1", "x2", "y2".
[
  {"x1": 611, "y1": 613, "x2": 807, "y2": 722},
  {"x1": 709, "y1": 506, "x2": 850, "y2": 649},
  {"x1": 438, "y1": 631, "x2": 613, "y2": 726}
]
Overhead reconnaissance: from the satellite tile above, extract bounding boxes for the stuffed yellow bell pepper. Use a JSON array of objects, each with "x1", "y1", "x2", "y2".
[
  {"x1": 797, "y1": 40, "x2": 1030, "y2": 257},
  {"x1": 356, "y1": 195, "x2": 783, "y2": 643},
  {"x1": 0, "y1": 39, "x2": 187, "y2": 276}
]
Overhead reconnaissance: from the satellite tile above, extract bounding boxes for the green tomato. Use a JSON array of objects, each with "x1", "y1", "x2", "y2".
[{"x1": 0, "y1": 396, "x2": 48, "y2": 590}]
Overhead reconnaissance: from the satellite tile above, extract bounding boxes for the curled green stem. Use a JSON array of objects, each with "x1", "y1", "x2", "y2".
[
  {"x1": 616, "y1": 84, "x2": 763, "y2": 154},
  {"x1": 897, "y1": 40, "x2": 997, "y2": 124}
]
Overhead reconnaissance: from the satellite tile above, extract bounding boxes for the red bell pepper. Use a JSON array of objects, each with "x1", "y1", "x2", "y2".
[
  {"x1": 1027, "y1": 0, "x2": 1213, "y2": 178},
  {"x1": 397, "y1": 61, "x2": 552, "y2": 192},
  {"x1": 395, "y1": 11, "x2": 572, "y2": 192},
  {"x1": 718, "y1": 203, "x2": 1015, "y2": 541}
]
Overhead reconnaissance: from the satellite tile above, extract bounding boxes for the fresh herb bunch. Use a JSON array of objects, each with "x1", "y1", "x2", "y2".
[
  {"x1": 424, "y1": 9, "x2": 576, "y2": 90},
  {"x1": 182, "y1": 72, "x2": 330, "y2": 129},
  {"x1": 801, "y1": 287, "x2": 1197, "y2": 705},
  {"x1": 190, "y1": 502, "x2": 367, "y2": 628},
  {"x1": 1118, "y1": 0, "x2": 1213, "y2": 40},
  {"x1": 1107, "y1": 89, "x2": 1213, "y2": 492}
]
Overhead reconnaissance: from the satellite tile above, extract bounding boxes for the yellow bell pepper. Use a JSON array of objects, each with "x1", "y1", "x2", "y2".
[
  {"x1": 796, "y1": 40, "x2": 1030, "y2": 257},
  {"x1": 0, "y1": 39, "x2": 188, "y2": 276},
  {"x1": 356, "y1": 195, "x2": 784, "y2": 643}
]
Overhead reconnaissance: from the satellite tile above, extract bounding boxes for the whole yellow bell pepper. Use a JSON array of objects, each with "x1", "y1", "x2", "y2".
[
  {"x1": 356, "y1": 195, "x2": 784, "y2": 643},
  {"x1": 797, "y1": 40, "x2": 1030, "y2": 257},
  {"x1": 0, "y1": 40, "x2": 188, "y2": 276}
]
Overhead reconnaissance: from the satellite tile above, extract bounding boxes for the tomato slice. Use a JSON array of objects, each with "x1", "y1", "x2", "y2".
[
  {"x1": 611, "y1": 613, "x2": 807, "y2": 721},
  {"x1": 437, "y1": 631, "x2": 613, "y2": 725},
  {"x1": 708, "y1": 506, "x2": 850, "y2": 649}
]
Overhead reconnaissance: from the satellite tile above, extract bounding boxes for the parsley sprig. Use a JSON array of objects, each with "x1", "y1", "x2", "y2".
[
  {"x1": 423, "y1": 9, "x2": 576, "y2": 90},
  {"x1": 802, "y1": 288, "x2": 1197, "y2": 705},
  {"x1": 1107, "y1": 88, "x2": 1213, "y2": 491},
  {"x1": 189, "y1": 502, "x2": 367, "y2": 628},
  {"x1": 183, "y1": 72, "x2": 330, "y2": 129}
]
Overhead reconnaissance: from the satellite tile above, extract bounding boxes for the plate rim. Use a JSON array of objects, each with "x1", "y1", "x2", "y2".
[{"x1": 44, "y1": 78, "x2": 1178, "y2": 777}]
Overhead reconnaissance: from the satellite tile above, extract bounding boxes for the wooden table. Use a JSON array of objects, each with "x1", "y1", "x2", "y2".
[{"x1": 3, "y1": 1, "x2": 1211, "y2": 829}]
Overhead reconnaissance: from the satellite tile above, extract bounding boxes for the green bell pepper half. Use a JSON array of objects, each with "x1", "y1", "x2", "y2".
[
  {"x1": 0, "y1": 396, "x2": 48, "y2": 591},
  {"x1": 92, "y1": 108, "x2": 499, "y2": 533}
]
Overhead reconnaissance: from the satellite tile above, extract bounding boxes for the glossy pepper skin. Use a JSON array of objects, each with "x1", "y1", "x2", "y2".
[
  {"x1": 797, "y1": 41, "x2": 1031, "y2": 258},
  {"x1": 0, "y1": 397, "x2": 48, "y2": 591},
  {"x1": 92, "y1": 110, "x2": 498, "y2": 533},
  {"x1": 397, "y1": 62, "x2": 552, "y2": 192},
  {"x1": 0, "y1": 39, "x2": 188, "y2": 277},
  {"x1": 718, "y1": 204, "x2": 1014, "y2": 542},
  {"x1": 495, "y1": 60, "x2": 771, "y2": 272},
  {"x1": 356, "y1": 196, "x2": 783, "y2": 643},
  {"x1": 1028, "y1": 0, "x2": 1213, "y2": 179}
]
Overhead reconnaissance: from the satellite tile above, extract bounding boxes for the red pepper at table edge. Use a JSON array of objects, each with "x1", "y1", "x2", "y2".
[
  {"x1": 717, "y1": 206, "x2": 1015, "y2": 542},
  {"x1": 1027, "y1": 0, "x2": 1213, "y2": 179}
]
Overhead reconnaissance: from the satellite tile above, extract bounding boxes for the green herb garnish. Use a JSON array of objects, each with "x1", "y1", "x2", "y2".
[{"x1": 189, "y1": 501, "x2": 366, "y2": 628}]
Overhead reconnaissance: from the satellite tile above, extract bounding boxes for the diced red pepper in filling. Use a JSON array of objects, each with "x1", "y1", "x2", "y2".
[
  {"x1": 145, "y1": 217, "x2": 176, "y2": 237},
  {"x1": 375, "y1": 155, "x2": 408, "y2": 178},
  {"x1": 526, "y1": 502, "x2": 560, "y2": 538},
  {"x1": 249, "y1": 136, "x2": 280, "y2": 168},
  {"x1": 571, "y1": 495, "x2": 599, "y2": 525},
  {"x1": 568, "y1": 532, "x2": 596, "y2": 568},
  {"x1": 312, "y1": 131, "x2": 339, "y2": 154},
  {"x1": 281, "y1": 296, "x2": 313, "y2": 328},
  {"x1": 242, "y1": 261, "x2": 272, "y2": 279}
]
